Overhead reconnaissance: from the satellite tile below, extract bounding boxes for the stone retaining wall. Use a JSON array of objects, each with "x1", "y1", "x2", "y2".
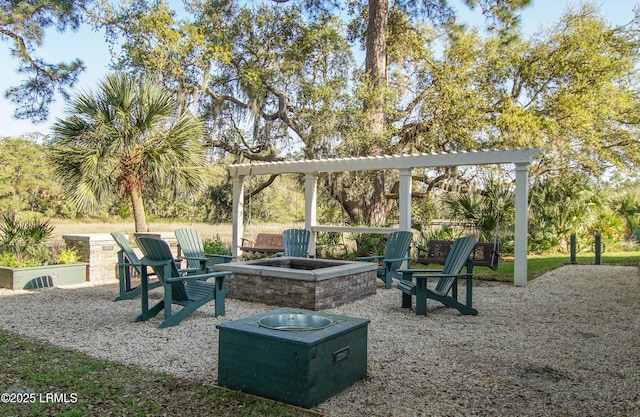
[{"x1": 227, "y1": 269, "x2": 376, "y2": 310}]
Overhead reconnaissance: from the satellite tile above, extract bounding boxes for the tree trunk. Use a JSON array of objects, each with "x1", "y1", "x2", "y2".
[
  {"x1": 362, "y1": 0, "x2": 388, "y2": 226},
  {"x1": 365, "y1": 0, "x2": 388, "y2": 90},
  {"x1": 130, "y1": 187, "x2": 148, "y2": 232}
]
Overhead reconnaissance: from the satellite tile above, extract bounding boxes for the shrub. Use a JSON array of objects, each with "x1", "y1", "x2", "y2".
[
  {"x1": 203, "y1": 235, "x2": 231, "y2": 255},
  {"x1": 0, "y1": 252, "x2": 41, "y2": 268},
  {"x1": 346, "y1": 233, "x2": 387, "y2": 259},
  {"x1": 0, "y1": 213, "x2": 54, "y2": 265},
  {"x1": 56, "y1": 248, "x2": 79, "y2": 264},
  {"x1": 0, "y1": 213, "x2": 73, "y2": 267}
]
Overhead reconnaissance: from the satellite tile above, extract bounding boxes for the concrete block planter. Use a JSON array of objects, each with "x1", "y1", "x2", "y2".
[{"x1": 0, "y1": 263, "x2": 88, "y2": 290}]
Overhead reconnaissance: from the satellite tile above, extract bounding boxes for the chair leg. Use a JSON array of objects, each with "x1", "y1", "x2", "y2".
[
  {"x1": 401, "y1": 292, "x2": 412, "y2": 309},
  {"x1": 214, "y1": 278, "x2": 226, "y2": 317},
  {"x1": 415, "y1": 290, "x2": 428, "y2": 315},
  {"x1": 466, "y1": 276, "x2": 473, "y2": 308},
  {"x1": 163, "y1": 284, "x2": 173, "y2": 323},
  {"x1": 116, "y1": 262, "x2": 136, "y2": 301},
  {"x1": 415, "y1": 279, "x2": 428, "y2": 315},
  {"x1": 429, "y1": 292, "x2": 478, "y2": 315}
]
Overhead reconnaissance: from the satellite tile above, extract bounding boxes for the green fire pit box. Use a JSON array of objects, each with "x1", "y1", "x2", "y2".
[{"x1": 217, "y1": 307, "x2": 369, "y2": 408}]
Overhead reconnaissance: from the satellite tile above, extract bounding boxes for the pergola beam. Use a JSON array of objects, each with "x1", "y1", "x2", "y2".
[
  {"x1": 229, "y1": 149, "x2": 539, "y2": 176},
  {"x1": 229, "y1": 148, "x2": 539, "y2": 286}
]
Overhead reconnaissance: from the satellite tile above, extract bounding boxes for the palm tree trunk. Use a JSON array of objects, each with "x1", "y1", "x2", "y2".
[{"x1": 130, "y1": 187, "x2": 148, "y2": 232}]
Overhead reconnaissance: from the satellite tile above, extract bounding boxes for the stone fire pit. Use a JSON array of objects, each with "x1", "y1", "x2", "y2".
[{"x1": 214, "y1": 257, "x2": 378, "y2": 310}]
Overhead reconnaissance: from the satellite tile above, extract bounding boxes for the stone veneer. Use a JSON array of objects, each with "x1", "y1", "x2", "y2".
[
  {"x1": 62, "y1": 232, "x2": 179, "y2": 283},
  {"x1": 215, "y1": 257, "x2": 378, "y2": 310}
]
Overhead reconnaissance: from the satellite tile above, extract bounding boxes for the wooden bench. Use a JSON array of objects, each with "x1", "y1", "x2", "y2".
[
  {"x1": 239, "y1": 233, "x2": 284, "y2": 255},
  {"x1": 416, "y1": 240, "x2": 500, "y2": 270}
]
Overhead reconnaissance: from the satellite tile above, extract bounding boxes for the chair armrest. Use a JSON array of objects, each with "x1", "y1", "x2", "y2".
[
  {"x1": 240, "y1": 237, "x2": 255, "y2": 246},
  {"x1": 382, "y1": 256, "x2": 411, "y2": 263},
  {"x1": 398, "y1": 268, "x2": 442, "y2": 274},
  {"x1": 140, "y1": 258, "x2": 173, "y2": 267},
  {"x1": 204, "y1": 254, "x2": 236, "y2": 261},
  {"x1": 412, "y1": 272, "x2": 473, "y2": 280},
  {"x1": 165, "y1": 270, "x2": 232, "y2": 283},
  {"x1": 415, "y1": 246, "x2": 428, "y2": 257},
  {"x1": 356, "y1": 255, "x2": 384, "y2": 262}
]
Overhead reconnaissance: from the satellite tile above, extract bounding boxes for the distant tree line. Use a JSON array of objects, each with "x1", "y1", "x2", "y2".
[{"x1": 2, "y1": 135, "x2": 638, "y2": 253}]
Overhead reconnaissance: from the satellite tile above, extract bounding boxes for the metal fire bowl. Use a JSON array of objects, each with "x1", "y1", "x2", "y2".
[{"x1": 258, "y1": 313, "x2": 333, "y2": 331}]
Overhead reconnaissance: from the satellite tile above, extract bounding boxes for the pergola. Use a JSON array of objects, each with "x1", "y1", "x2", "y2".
[{"x1": 228, "y1": 148, "x2": 539, "y2": 286}]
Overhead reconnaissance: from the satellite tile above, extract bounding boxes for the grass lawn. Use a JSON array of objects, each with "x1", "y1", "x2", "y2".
[
  {"x1": 474, "y1": 250, "x2": 640, "y2": 282},
  {"x1": 0, "y1": 331, "x2": 320, "y2": 417}
]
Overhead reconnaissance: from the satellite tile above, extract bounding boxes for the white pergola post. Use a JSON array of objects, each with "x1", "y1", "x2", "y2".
[
  {"x1": 514, "y1": 163, "x2": 531, "y2": 286},
  {"x1": 398, "y1": 168, "x2": 413, "y2": 231},
  {"x1": 231, "y1": 175, "x2": 245, "y2": 258},
  {"x1": 304, "y1": 173, "x2": 318, "y2": 256}
]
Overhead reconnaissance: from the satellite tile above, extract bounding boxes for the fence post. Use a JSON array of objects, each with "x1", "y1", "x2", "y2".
[
  {"x1": 570, "y1": 233, "x2": 577, "y2": 264},
  {"x1": 594, "y1": 233, "x2": 602, "y2": 265}
]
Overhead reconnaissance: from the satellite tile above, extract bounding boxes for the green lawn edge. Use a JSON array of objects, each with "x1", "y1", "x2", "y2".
[
  {"x1": 472, "y1": 251, "x2": 640, "y2": 282},
  {"x1": 0, "y1": 330, "x2": 321, "y2": 417}
]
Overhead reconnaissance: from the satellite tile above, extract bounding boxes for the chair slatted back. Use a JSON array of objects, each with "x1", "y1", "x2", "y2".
[
  {"x1": 136, "y1": 236, "x2": 189, "y2": 302},
  {"x1": 111, "y1": 232, "x2": 141, "y2": 273},
  {"x1": 385, "y1": 231, "x2": 413, "y2": 277},
  {"x1": 175, "y1": 228, "x2": 206, "y2": 270},
  {"x1": 435, "y1": 236, "x2": 478, "y2": 294},
  {"x1": 283, "y1": 229, "x2": 311, "y2": 257}
]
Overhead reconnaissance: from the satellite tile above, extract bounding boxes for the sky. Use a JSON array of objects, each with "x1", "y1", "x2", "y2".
[{"x1": 0, "y1": 0, "x2": 637, "y2": 138}]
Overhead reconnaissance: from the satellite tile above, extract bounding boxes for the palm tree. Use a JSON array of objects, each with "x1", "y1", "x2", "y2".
[
  {"x1": 443, "y1": 177, "x2": 514, "y2": 243},
  {"x1": 50, "y1": 73, "x2": 206, "y2": 232}
]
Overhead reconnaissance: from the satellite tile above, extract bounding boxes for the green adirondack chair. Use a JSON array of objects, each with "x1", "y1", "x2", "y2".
[
  {"x1": 397, "y1": 235, "x2": 478, "y2": 315},
  {"x1": 175, "y1": 228, "x2": 235, "y2": 273},
  {"x1": 135, "y1": 236, "x2": 231, "y2": 328},
  {"x1": 111, "y1": 232, "x2": 162, "y2": 301},
  {"x1": 282, "y1": 228, "x2": 311, "y2": 257},
  {"x1": 357, "y1": 231, "x2": 413, "y2": 289}
]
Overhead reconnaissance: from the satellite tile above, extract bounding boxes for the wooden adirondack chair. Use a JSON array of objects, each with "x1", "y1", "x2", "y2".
[
  {"x1": 135, "y1": 236, "x2": 231, "y2": 328},
  {"x1": 282, "y1": 229, "x2": 311, "y2": 257},
  {"x1": 397, "y1": 235, "x2": 478, "y2": 315},
  {"x1": 111, "y1": 232, "x2": 162, "y2": 301},
  {"x1": 357, "y1": 231, "x2": 413, "y2": 289},
  {"x1": 175, "y1": 228, "x2": 235, "y2": 273}
]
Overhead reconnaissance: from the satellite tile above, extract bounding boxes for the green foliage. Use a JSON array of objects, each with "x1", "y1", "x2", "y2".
[
  {"x1": 347, "y1": 233, "x2": 388, "y2": 259},
  {"x1": 0, "y1": 252, "x2": 41, "y2": 268},
  {"x1": 56, "y1": 248, "x2": 80, "y2": 264},
  {"x1": 0, "y1": 213, "x2": 56, "y2": 266},
  {"x1": 0, "y1": 137, "x2": 70, "y2": 215},
  {"x1": 1, "y1": 0, "x2": 89, "y2": 121},
  {"x1": 202, "y1": 236, "x2": 231, "y2": 256},
  {"x1": 244, "y1": 175, "x2": 304, "y2": 224},
  {"x1": 608, "y1": 189, "x2": 640, "y2": 242},
  {"x1": 528, "y1": 173, "x2": 600, "y2": 252},
  {"x1": 315, "y1": 231, "x2": 345, "y2": 258},
  {"x1": 0, "y1": 213, "x2": 54, "y2": 263},
  {"x1": 421, "y1": 225, "x2": 467, "y2": 243},
  {"x1": 442, "y1": 176, "x2": 514, "y2": 243}
]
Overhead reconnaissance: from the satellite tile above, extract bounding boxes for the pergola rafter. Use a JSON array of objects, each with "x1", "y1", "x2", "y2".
[{"x1": 229, "y1": 148, "x2": 539, "y2": 286}]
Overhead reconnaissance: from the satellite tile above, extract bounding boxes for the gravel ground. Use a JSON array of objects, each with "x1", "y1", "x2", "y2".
[{"x1": 0, "y1": 264, "x2": 638, "y2": 416}]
